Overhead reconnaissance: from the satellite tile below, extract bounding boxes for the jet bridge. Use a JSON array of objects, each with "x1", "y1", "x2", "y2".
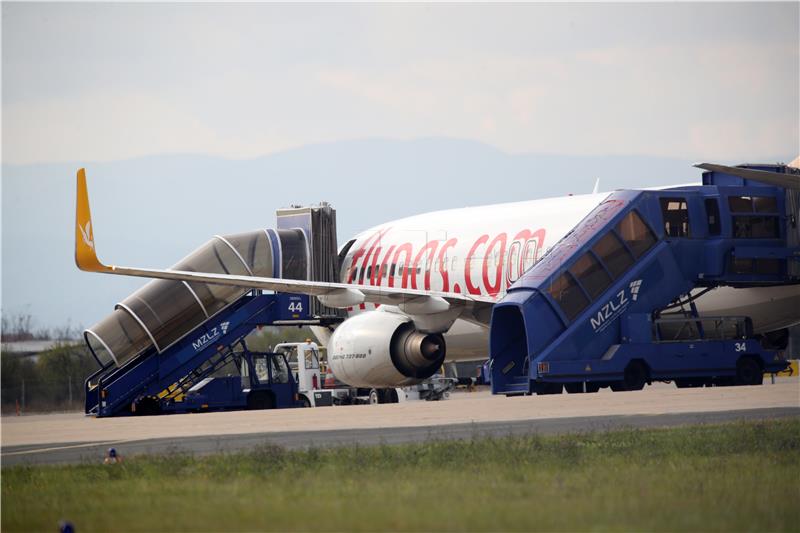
[{"x1": 490, "y1": 164, "x2": 799, "y2": 394}]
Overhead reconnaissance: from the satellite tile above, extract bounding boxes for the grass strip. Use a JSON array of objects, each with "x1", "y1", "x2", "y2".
[{"x1": 2, "y1": 418, "x2": 799, "y2": 532}]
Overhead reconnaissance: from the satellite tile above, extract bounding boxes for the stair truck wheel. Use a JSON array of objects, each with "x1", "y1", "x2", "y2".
[
  {"x1": 300, "y1": 395, "x2": 311, "y2": 408},
  {"x1": 735, "y1": 356, "x2": 763, "y2": 386},
  {"x1": 247, "y1": 391, "x2": 275, "y2": 410},
  {"x1": 133, "y1": 396, "x2": 161, "y2": 416},
  {"x1": 623, "y1": 360, "x2": 648, "y2": 391},
  {"x1": 611, "y1": 361, "x2": 649, "y2": 391},
  {"x1": 585, "y1": 382, "x2": 601, "y2": 393},
  {"x1": 564, "y1": 383, "x2": 584, "y2": 394},
  {"x1": 534, "y1": 382, "x2": 563, "y2": 395}
]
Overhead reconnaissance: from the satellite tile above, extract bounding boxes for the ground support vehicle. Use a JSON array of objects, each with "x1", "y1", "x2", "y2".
[
  {"x1": 84, "y1": 293, "x2": 316, "y2": 416},
  {"x1": 275, "y1": 341, "x2": 456, "y2": 406},
  {"x1": 491, "y1": 164, "x2": 798, "y2": 395}
]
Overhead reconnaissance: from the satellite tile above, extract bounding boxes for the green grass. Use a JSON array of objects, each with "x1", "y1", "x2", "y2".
[{"x1": 3, "y1": 419, "x2": 799, "y2": 532}]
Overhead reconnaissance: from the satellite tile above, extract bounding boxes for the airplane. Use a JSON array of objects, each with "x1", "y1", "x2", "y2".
[{"x1": 74, "y1": 158, "x2": 800, "y2": 390}]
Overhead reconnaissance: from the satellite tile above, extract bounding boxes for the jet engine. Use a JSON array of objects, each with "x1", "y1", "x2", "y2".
[{"x1": 328, "y1": 311, "x2": 446, "y2": 388}]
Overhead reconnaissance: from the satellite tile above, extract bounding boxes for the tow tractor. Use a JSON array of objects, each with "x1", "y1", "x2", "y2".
[{"x1": 275, "y1": 341, "x2": 456, "y2": 406}]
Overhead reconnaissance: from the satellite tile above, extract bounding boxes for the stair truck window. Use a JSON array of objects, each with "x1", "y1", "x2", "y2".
[
  {"x1": 733, "y1": 217, "x2": 780, "y2": 239},
  {"x1": 753, "y1": 196, "x2": 778, "y2": 213},
  {"x1": 728, "y1": 195, "x2": 778, "y2": 213},
  {"x1": 659, "y1": 197, "x2": 690, "y2": 238},
  {"x1": 591, "y1": 232, "x2": 634, "y2": 279},
  {"x1": 729, "y1": 195, "x2": 780, "y2": 239},
  {"x1": 569, "y1": 252, "x2": 613, "y2": 300},
  {"x1": 548, "y1": 272, "x2": 590, "y2": 321},
  {"x1": 616, "y1": 210, "x2": 657, "y2": 258},
  {"x1": 728, "y1": 196, "x2": 753, "y2": 212},
  {"x1": 705, "y1": 199, "x2": 721, "y2": 236}
]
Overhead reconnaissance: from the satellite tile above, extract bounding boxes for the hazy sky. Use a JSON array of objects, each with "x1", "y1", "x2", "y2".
[
  {"x1": 3, "y1": 2, "x2": 799, "y2": 165},
  {"x1": 2, "y1": 2, "x2": 800, "y2": 330}
]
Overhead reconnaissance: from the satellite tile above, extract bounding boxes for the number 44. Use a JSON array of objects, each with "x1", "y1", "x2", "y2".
[{"x1": 288, "y1": 301, "x2": 303, "y2": 313}]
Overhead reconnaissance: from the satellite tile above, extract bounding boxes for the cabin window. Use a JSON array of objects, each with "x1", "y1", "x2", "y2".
[
  {"x1": 705, "y1": 199, "x2": 721, "y2": 236},
  {"x1": 592, "y1": 232, "x2": 634, "y2": 279},
  {"x1": 507, "y1": 241, "x2": 521, "y2": 283},
  {"x1": 569, "y1": 252, "x2": 612, "y2": 300},
  {"x1": 616, "y1": 211, "x2": 657, "y2": 258},
  {"x1": 548, "y1": 272, "x2": 590, "y2": 321},
  {"x1": 522, "y1": 239, "x2": 538, "y2": 272},
  {"x1": 660, "y1": 197, "x2": 690, "y2": 238}
]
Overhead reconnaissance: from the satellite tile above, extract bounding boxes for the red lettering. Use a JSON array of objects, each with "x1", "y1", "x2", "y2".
[
  {"x1": 373, "y1": 245, "x2": 396, "y2": 287},
  {"x1": 465, "y1": 235, "x2": 489, "y2": 295},
  {"x1": 347, "y1": 228, "x2": 389, "y2": 283},
  {"x1": 369, "y1": 246, "x2": 382, "y2": 285},
  {"x1": 360, "y1": 229, "x2": 390, "y2": 283},
  {"x1": 512, "y1": 228, "x2": 546, "y2": 283},
  {"x1": 482, "y1": 233, "x2": 507, "y2": 296},
  {"x1": 411, "y1": 241, "x2": 439, "y2": 290},
  {"x1": 390, "y1": 243, "x2": 413, "y2": 288},
  {"x1": 437, "y1": 238, "x2": 458, "y2": 292}
]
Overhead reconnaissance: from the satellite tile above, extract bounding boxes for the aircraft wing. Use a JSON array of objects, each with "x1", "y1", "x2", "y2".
[
  {"x1": 694, "y1": 162, "x2": 800, "y2": 190},
  {"x1": 74, "y1": 169, "x2": 495, "y2": 326}
]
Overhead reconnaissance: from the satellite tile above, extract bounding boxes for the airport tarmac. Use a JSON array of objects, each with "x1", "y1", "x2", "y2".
[{"x1": 2, "y1": 380, "x2": 798, "y2": 466}]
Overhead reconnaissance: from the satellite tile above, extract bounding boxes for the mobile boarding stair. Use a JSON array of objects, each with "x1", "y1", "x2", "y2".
[
  {"x1": 84, "y1": 292, "x2": 313, "y2": 416},
  {"x1": 491, "y1": 164, "x2": 799, "y2": 395}
]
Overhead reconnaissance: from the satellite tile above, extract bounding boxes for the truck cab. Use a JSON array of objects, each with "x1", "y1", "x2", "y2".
[
  {"x1": 275, "y1": 341, "x2": 324, "y2": 406},
  {"x1": 181, "y1": 349, "x2": 299, "y2": 411}
]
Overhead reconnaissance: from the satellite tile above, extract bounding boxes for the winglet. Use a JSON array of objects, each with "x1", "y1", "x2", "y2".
[{"x1": 75, "y1": 168, "x2": 113, "y2": 272}]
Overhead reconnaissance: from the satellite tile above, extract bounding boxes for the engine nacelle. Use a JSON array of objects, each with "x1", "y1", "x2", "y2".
[{"x1": 328, "y1": 311, "x2": 446, "y2": 388}]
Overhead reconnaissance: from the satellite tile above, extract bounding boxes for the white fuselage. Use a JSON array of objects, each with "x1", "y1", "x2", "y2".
[{"x1": 335, "y1": 192, "x2": 800, "y2": 361}]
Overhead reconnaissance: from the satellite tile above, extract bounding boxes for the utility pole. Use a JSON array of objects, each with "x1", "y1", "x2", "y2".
[
  {"x1": 21, "y1": 378, "x2": 25, "y2": 413},
  {"x1": 68, "y1": 376, "x2": 73, "y2": 406}
]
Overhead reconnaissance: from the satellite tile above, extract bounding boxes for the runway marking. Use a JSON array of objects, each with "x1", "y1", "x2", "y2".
[{"x1": 2, "y1": 439, "x2": 137, "y2": 457}]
